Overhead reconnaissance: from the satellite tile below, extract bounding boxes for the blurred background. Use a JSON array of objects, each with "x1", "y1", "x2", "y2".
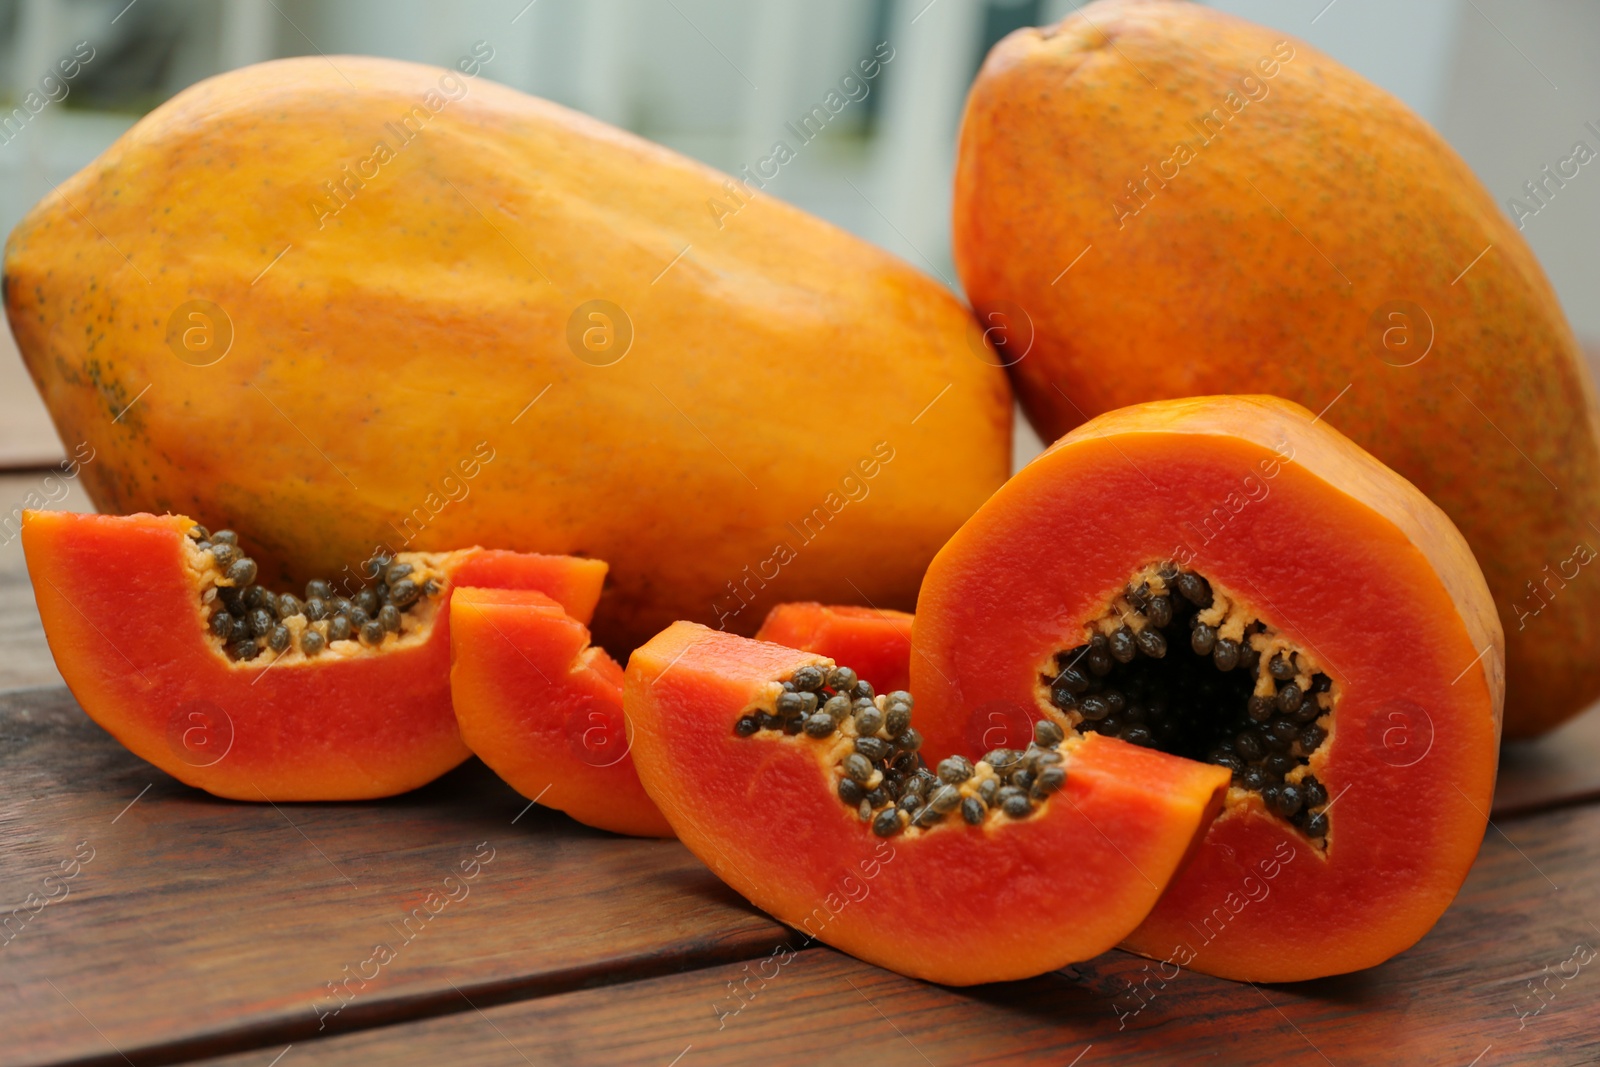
[{"x1": 1, "y1": 0, "x2": 1597, "y2": 468}]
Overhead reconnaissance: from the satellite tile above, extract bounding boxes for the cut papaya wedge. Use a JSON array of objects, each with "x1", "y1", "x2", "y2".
[
  {"x1": 21, "y1": 510, "x2": 606, "y2": 801},
  {"x1": 754, "y1": 602, "x2": 913, "y2": 695},
  {"x1": 624, "y1": 622, "x2": 1229, "y2": 984},
  {"x1": 450, "y1": 587, "x2": 672, "y2": 837}
]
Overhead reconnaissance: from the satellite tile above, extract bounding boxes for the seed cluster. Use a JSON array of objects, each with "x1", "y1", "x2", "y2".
[
  {"x1": 187, "y1": 525, "x2": 440, "y2": 662},
  {"x1": 1047, "y1": 563, "x2": 1335, "y2": 843},
  {"x1": 735, "y1": 665, "x2": 1068, "y2": 837}
]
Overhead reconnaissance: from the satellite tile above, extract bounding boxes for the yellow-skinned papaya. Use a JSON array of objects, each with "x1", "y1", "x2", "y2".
[
  {"x1": 5, "y1": 55, "x2": 1010, "y2": 654},
  {"x1": 951, "y1": 0, "x2": 1600, "y2": 737}
]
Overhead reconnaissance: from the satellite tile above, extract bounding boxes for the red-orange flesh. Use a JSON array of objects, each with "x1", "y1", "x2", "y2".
[
  {"x1": 625, "y1": 621, "x2": 1229, "y2": 985},
  {"x1": 21, "y1": 510, "x2": 606, "y2": 801},
  {"x1": 911, "y1": 396, "x2": 1503, "y2": 981},
  {"x1": 450, "y1": 587, "x2": 671, "y2": 837},
  {"x1": 754, "y1": 602, "x2": 913, "y2": 695}
]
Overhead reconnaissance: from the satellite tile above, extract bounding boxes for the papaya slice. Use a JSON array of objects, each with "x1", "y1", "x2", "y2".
[
  {"x1": 21, "y1": 510, "x2": 605, "y2": 801},
  {"x1": 754, "y1": 602, "x2": 913, "y2": 695},
  {"x1": 449, "y1": 587, "x2": 671, "y2": 837},
  {"x1": 624, "y1": 622, "x2": 1230, "y2": 985},
  {"x1": 911, "y1": 395, "x2": 1504, "y2": 981}
]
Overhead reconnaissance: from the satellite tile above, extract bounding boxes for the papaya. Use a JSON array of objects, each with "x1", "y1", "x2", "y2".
[
  {"x1": 951, "y1": 0, "x2": 1600, "y2": 737},
  {"x1": 449, "y1": 586, "x2": 671, "y2": 837},
  {"x1": 3, "y1": 55, "x2": 1011, "y2": 658},
  {"x1": 624, "y1": 622, "x2": 1229, "y2": 984},
  {"x1": 909, "y1": 395, "x2": 1502, "y2": 981},
  {"x1": 754, "y1": 602, "x2": 913, "y2": 695},
  {"x1": 21, "y1": 509, "x2": 605, "y2": 801}
]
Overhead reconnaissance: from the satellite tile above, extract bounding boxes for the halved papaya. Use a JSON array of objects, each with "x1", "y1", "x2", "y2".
[
  {"x1": 21, "y1": 510, "x2": 605, "y2": 801},
  {"x1": 911, "y1": 395, "x2": 1503, "y2": 981},
  {"x1": 624, "y1": 622, "x2": 1230, "y2": 984},
  {"x1": 754, "y1": 602, "x2": 913, "y2": 695},
  {"x1": 449, "y1": 587, "x2": 671, "y2": 837}
]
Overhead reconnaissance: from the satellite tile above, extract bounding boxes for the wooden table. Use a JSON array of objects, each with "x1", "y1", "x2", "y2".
[{"x1": 4, "y1": 473, "x2": 1600, "y2": 1066}]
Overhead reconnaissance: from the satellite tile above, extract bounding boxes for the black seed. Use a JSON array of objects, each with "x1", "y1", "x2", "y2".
[
  {"x1": 1147, "y1": 595, "x2": 1173, "y2": 628},
  {"x1": 1079, "y1": 695, "x2": 1111, "y2": 722},
  {"x1": 803, "y1": 713, "x2": 836, "y2": 738},
  {"x1": 929, "y1": 784, "x2": 962, "y2": 813},
  {"x1": 388, "y1": 578, "x2": 420, "y2": 609},
  {"x1": 1090, "y1": 633, "x2": 1109, "y2": 650},
  {"x1": 303, "y1": 597, "x2": 328, "y2": 622},
  {"x1": 852, "y1": 680, "x2": 876, "y2": 701},
  {"x1": 883, "y1": 704, "x2": 911, "y2": 738},
  {"x1": 379, "y1": 605, "x2": 400, "y2": 633},
  {"x1": 1238, "y1": 644, "x2": 1260, "y2": 674},
  {"x1": 355, "y1": 589, "x2": 379, "y2": 616},
  {"x1": 843, "y1": 754, "x2": 874, "y2": 784},
  {"x1": 305, "y1": 579, "x2": 332, "y2": 601},
  {"x1": 360, "y1": 620, "x2": 385, "y2": 645},
  {"x1": 265, "y1": 625, "x2": 290, "y2": 653},
  {"x1": 328, "y1": 616, "x2": 353, "y2": 642},
  {"x1": 248, "y1": 608, "x2": 273, "y2": 637},
  {"x1": 1262, "y1": 783, "x2": 1282, "y2": 810},
  {"x1": 1034, "y1": 719, "x2": 1065, "y2": 748},
  {"x1": 838, "y1": 778, "x2": 865, "y2": 805},
  {"x1": 208, "y1": 610, "x2": 233, "y2": 638},
  {"x1": 1190, "y1": 622, "x2": 1216, "y2": 656},
  {"x1": 1275, "y1": 784, "x2": 1304, "y2": 818},
  {"x1": 1034, "y1": 765, "x2": 1066, "y2": 796},
  {"x1": 978, "y1": 778, "x2": 999, "y2": 804},
  {"x1": 1122, "y1": 725, "x2": 1154, "y2": 747},
  {"x1": 783, "y1": 716, "x2": 805, "y2": 735},
  {"x1": 1011, "y1": 768, "x2": 1035, "y2": 791},
  {"x1": 1302, "y1": 777, "x2": 1328, "y2": 808},
  {"x1": 385, "y1": 562, "x2": 413, "y2": 586},
  {"x1": 1053, "y1": 666, "x2": 1090, "y2": 694},
  {"x1": 1234, "y1": 731, "x2": 1264, "y2": 761},
  {"x1": 1241, "y1": 766, "x2": 1268, "y2": 791},
  {"x1": 1096, "y1": 716, "x2": 1122, "y2": 736},
  {"x1": 791, "y1": 665, "x2": 826, "y2": 692},
  {"x1": 896, "y1": 727, "x2": 923, "y2": 753},
  {"x1": 300, "y1": 628, "x2": 326, "y2": 656},
  {"x1": 1311, "y1": 673, "x2": 1333, "y2": 694},
  {"x1": 1109, "y1": 628, "x2": 1137, "y2": 664},
  {"x1": 885, "y1": 690, "x2": 913, "y2": 710},
  {"x1": 897, "y1": 793, "x2": 921, "y2": 813},
  {"x1": 900, "y1": 774, "x2": 930, "y2": 798},
  {"x1": 1247, "y1": 694, "x2": 1275, "y2": 723},
  {"x1": 1087, "y1": 647, "x2": 1113, "y2": 675},
  {"x1": 1269, "y1": 654, "x2": 1296, "y2": 681},
  {"x1": 855, "y1": 705, "x2": 885, "y2": 736},
  {"x1": 1122, "y1": 701, "x2": 1146, "y2": 724},
  {"x1": 210, "y1": 542, "x2": 239, "y2": 568},
  {"x1": 1176, "y1": 571, "x2": 1212, "y2": 607},
  {"x1": 243, "y1": 584, "x2": 271, "y2": 612},
  {"x1": 865, "y1": 786, "x2": 891, "y2": 808},
  {"x1": 1212, "y1": 752, "x2": 1244, "y2": 773},
  {"x1": 332, "y1": 597, "x2": 355, "y2": 618},
  {"x1": 1277, "y1": 684, "x2": 1303, "y2": 715},
  {"x1": 211, "y1": 530, "x2": 238, "y2": 545},
  {"x1": 776, "y1": 690, "x2": 811, "y2": 718},
  {"x1": 758, "y1": 712, "x2": 783, "y2": 731},
  {"x1": 1265, "y1": 753, "x2": 1295, "y2": 778},
  {"x1": 1269, "y1": 719, "x2": 1299, "y2": 746},
  {"x1": 1299, "y1": 724, "x2": 1327, "y2": 751},
  {"x1": 856, "y1": 737, "x2": 892, "y2": 762},
  {"x1": 347, "y1": 607, "x2": 371, "y2": 628},
  {"x1": 1304, "y1": 811, "x2": 1329, "y2": 837},
  {"x1": 374, "y1": 582, "x2": 390, "y2": 603},
  {"x1": 230, "y1": 638, "x2": 259, "y2": 661},
  {"x1": 983, "y1": 748, "x2": 1022, "y2": 772},
  {"x1": 422, "y1": 578, "x2": 440, "y2": 597},
  {"x1": 825, "y1": 666, "x2": 857, "y2": 693},
  {"x1": 872, "y1": 807, "x2": 903, "y2": 838},
  {"x1": 187, "y1": 524, "x2": 210, "y2": 541},
  {"x1": 961, "y1": 796, "x2": 986, "y2": 825},
  {"x1": 1213, "y1": 637, "x2": 1240, "y2": 671},
  {"x1": 734, "y1": 716, "x2": 760, "y2": 737},
  {"x1": 274, "y1": 594, "x2": 302, "y2": 619},
  {"x1": 1001, "y1": 793, "x2": 1032, "y2": 818},
  {"x1": 937, "y1": 756, "x2": 974, "y2": 784}
]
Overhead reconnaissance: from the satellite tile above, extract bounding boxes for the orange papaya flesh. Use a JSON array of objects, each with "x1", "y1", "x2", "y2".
[
  {"x1": 911, "y1": 396, "x2": 1504, "y2": 981},
  {"x1": 449, "y1": 587, "x2": 671, "y2": 838},
  {"x1": 624, "y1": 621, "x2": 1229, "y2": 984},
  {"x1": 754, "y1": 602, "x2": 913, "y2": 695},
  {"x1": 21, "y1": 510, "x2": 606, "y2": 801}
]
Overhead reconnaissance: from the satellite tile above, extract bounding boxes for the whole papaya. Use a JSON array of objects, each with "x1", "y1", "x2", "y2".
[
  {"x1": 5, "y1": 56, "x2": 1010, "y2": 653},
  {"x1": 952, "y1": 0, "x2": 1600, "y2": 737}
]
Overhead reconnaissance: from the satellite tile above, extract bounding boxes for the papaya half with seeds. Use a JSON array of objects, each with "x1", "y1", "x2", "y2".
[
  {"x1": 21, "y1": 510, "x2": 605, "y2": 801},
  {"x1": 754, "y1": 602, "x2": 913, "y2": 696},
  {"x1": 624, "y1": 622, "x2": 1229, "y2": 985},
  {"x1": 449, "y1": 587, "x2": 671, "y2": 838},
  {"x1": 909, "y1": 395, "x2": 1502, "y2": 981},
  {"x1": 3, "y1": 55, "x2": 1011, "y2": 658},
  {"x1": 951, "y1": 0, "x2": 1599, "y2": 737}
]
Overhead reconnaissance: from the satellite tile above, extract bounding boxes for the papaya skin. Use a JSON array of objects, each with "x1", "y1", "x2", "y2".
[
  {"x1": 625, "y1": 622, "x2": 1229, "y2": 985},
  {"x1": 754, "y1": 602, "x2": 914, "y2": 695},
  {"x1": 21, "y1": 510, "x2": 607, "y2": 801},
  {"x1": 450, "y1": 587, "x2": 672, "y2": 838},
  {"x1": 951, "y1": 0, "x2": 1600, "y2": 737},
  {"x1": 4, "y1": 55, "x2": 1011, "y2": 657},
  {"x1": 911, "y1": 395, "x2": 1503, "y2": 981}
]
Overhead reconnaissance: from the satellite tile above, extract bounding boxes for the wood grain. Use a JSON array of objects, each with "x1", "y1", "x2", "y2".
[
  {"x1": 192, "y1": 801, "x2": 1600, "y2": 1067},
  {"x1": 0, "y1": 689, "x2": 788, "y2": 1067}
]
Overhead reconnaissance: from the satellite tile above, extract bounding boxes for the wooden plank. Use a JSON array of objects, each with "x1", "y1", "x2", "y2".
[
  {"x1": 0, "y1": 689, "x2": 789, "y2": 1067},
  {"x1": 191, "y1": 801, "x2": 1600, "y2": 1067},
  {"x1": 0, "y1": 330, "x2": 64, "y2": 471}
]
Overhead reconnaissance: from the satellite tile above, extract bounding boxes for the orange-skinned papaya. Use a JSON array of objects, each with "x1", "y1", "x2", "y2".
[
  {"x1": 21, "y1": 510, "x2": 605, "y2": 801},
  {"x1": 625, "y1": 622, "x2": 1229, "y2": 984},
  {"x1": 4, "y1": 54, "x2": 1011, "y2": 656},
  {"x1": 951, "y1": 0, "x2": 1600, "y2": 736},
  {"x1": 911, "y1": 396, "x2": 1502, "y2": 981},
  {"x1": 754, "y1": 602, "x2": 913, "y2": 695},
  {"x1": 450, "y1": 586, "x2": 671, "y2": 837}
]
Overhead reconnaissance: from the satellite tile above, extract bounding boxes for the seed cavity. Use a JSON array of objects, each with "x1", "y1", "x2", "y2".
[
  {"x1": 734, "y1": 670, "x2": 1068, "y2": 835},
  {"x1": 1043, "y1": 561, "x2": 1337, "y2": 847}
]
